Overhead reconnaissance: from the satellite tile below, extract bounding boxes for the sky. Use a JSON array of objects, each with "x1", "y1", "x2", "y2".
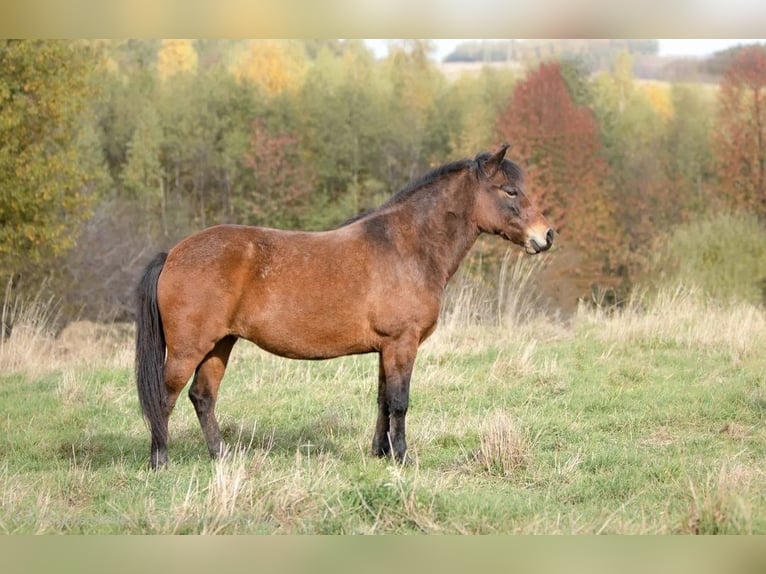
[
  {"x1": 658, "y1": 38, "x2": 764, "y2": 56},
  {"x1": 364, "y1": 38, "x2": 766, "y2": 61}
]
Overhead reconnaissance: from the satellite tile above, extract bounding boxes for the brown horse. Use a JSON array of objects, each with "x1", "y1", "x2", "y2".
[{"x1": 135, "y1": 145, "x2": 553, "y2": 469}]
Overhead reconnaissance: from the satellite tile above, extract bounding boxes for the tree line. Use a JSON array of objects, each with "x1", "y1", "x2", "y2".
[{"x1": 1, "y1": 39, "x2": 765, "y2": 324}]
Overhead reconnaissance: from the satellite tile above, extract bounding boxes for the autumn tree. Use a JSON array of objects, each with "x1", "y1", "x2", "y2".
[
  {"x1": 0, "y1": 40, "x2": 105, "y2": 281},
  {"x1": 713, "y1": 44, "x2": 766, "y2": 215},
  {"x1": 592, "y1": 53, "x2": 674, "y2": 257},
  {"x1": 496, "y1": 61, "x2": 619, "y2": 273},
  {"x1": 239, "y1": 118, "x2": 316, "y2": 227},
  {"x1": 157, "y1": 39, "x2": 198, "y2": 81},
  {"x1": 231, "y1": 40, "x2": 307, "y2": 96}
]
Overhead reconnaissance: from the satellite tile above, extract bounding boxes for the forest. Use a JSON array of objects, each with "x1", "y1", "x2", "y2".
[{"x1": 1, "y1": 38, "x2": 766, "y2": 325}]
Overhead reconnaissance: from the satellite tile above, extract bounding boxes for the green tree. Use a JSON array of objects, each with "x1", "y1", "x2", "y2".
[
  {"x1": 592, "y1": 52, "x2": 670, "y2": 256},
  {"x1": 157, "y1": 68, "x2": 262, "y2": 232},
  {"x1": 663, "y1": 84, "x2": 715, "y2": 216},
  {"x1": 120, "y1": 104, "x2": 164, "y2": 229},
  {"x1": 0, "y1": 40, "x2": 103, "y2": 279},
  {"x1": 426, "y1": 65, "x2": 517, "y2": 160},
  {"x1": 295, "y1": 41, "x2": 389, "y2": 207},
  {"x1": 381, "y1": 41, "x2": 446, "y2": 187}
]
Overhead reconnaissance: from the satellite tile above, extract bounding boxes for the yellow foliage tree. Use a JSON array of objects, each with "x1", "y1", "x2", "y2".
[
  {"x1": 157, "y1": 39, "x2": 198, "y2": 81},
  {"x1": 231, "y1": 40, "x2": 306, "y2": 96},
  {"x1": 641, "y1": 82, "x2": 673, "y2": 120}
]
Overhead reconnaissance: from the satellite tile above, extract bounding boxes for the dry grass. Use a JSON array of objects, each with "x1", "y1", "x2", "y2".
[
  {"x1": 681, "y1": 460, "x2": 759, "y2": 534},
  {"x1": 496, "y1": 250, "x2": 551, "y2": 328},
  {"x1": 432, "y1": 249, "x2": 566, "y2": 355},
  {"x1": 577, "y1": 285, "x2": 766, "y2": 362},
  {"x1": 475, "y1": 410, "x2": 532, "y2": 478},
  {"x1": 0, "y1": 280, "x2": 59, "y2": 377},
  {"x1": 1, "y1": 280, "x2": 134, "y2": 375}
]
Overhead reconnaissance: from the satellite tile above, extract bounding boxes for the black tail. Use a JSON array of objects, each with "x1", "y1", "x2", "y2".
[{"x1": 135, "y1": 252, "x2": 168, "y2": 449}]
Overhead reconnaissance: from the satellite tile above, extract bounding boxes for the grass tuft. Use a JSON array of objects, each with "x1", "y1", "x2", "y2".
[
  {"x1": 681, "y1": 461, "x2": 756, "y2": 534},
  {"x1": 476, "y1": 410, "x2": 532, "y2": 478}
]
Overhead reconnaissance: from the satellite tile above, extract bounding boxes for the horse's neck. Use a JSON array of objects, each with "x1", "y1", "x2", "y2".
[{"x1": 397, "y1": 182, "x2": 479, "y2": 287}]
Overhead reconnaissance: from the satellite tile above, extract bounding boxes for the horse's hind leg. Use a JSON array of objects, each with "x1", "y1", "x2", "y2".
[
  {"x1": 371, "y1": 356, "x2": 390, "y2": 457},
  {"x1": 151, "y1": 353, "x2": 202, "y2": 468},
  {"x1": 189, "y1": 336, "x2": 237, "y2": 459}
]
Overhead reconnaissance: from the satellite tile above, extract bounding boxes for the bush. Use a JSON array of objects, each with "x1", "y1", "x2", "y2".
[{"x1": 651, "y1": 211, "x2": 766, "y2": 305}]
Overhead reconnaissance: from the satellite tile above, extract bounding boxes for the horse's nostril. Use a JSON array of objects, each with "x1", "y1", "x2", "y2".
[{"x1": 546, "y1": 228, "x2": 554, "y2": 246}]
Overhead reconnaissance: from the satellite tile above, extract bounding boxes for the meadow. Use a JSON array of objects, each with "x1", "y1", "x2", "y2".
[{"x1": 1, "y1": 256, "x2": 765, "y2": 534}]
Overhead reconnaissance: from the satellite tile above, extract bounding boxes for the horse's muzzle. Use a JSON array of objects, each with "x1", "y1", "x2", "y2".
[{"x1": 526, "y1": 228, "x2": 554, "y2": 254}]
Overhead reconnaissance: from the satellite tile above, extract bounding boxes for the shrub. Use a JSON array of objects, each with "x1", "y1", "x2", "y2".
[{"x1": 651, "y1": 211, "x2": 766, "y2": 305}]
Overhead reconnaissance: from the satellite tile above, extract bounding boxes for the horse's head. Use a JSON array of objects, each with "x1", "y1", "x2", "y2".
[{"x1": 472, "y1": 144, "x2": 553, "y2": 255}]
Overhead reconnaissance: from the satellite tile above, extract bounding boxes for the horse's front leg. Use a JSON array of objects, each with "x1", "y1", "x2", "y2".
[{"x1": 375, "y1": 338, "x2": 417, "y2": 464}]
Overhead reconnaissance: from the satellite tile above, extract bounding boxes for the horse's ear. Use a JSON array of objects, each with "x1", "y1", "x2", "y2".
[{"x1": 482, "y1": 143, "x2": 510, "y2": 178}]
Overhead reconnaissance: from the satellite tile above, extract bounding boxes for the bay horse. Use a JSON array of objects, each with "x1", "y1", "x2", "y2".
[{"x1": 135, "y1": 144, "x2": 553, "y2": 469}]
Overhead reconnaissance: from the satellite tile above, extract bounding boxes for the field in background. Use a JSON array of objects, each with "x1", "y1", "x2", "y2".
[{"x1": 1, "y1": 255, "x2": 765, "y2": 534}]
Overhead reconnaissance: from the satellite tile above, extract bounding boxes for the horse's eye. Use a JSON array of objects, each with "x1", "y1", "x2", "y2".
[{"x1": 503, "y1": 186, "x2": 518, "y2": 198}]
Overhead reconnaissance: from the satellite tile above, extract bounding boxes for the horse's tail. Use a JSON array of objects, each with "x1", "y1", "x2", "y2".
[{"x1": 135, "y1": 252, "x2": 169, "y2": 445}]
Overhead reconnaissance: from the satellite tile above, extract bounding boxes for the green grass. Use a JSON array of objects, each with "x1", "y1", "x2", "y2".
[{"x1": 1, "y1": 288, "x2": 765, "y2": 533}]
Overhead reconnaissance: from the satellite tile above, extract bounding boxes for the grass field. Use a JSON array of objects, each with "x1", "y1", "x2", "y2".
[{"x1": 1, "y1": 273, "x2": 765, "y2": 534}]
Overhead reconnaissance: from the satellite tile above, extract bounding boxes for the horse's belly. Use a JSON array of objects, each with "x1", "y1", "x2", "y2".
[
  {"x1": 246, "y1": 327, "x2": 375, "y2": 360},
  {"x1": 237, "y1": 302, "x2": 376, "y2": 360}
]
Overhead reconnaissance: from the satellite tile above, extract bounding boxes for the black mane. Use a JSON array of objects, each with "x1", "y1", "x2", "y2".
[
  {"x1": 385, "y1": 159, "x2": 475, "y2": 206},
  {"x1": 338, "y1": 151, "x2": 524, "y2": 227}
]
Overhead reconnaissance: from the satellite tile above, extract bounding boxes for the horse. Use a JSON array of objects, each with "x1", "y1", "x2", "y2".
[{"x1": 135, "y1": 144, "x2": 554, "y2": 469}]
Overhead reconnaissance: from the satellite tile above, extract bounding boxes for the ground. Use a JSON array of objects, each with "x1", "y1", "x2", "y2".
[{"x1": 0, "y1": 284, "x2": 764, "y2": 533}]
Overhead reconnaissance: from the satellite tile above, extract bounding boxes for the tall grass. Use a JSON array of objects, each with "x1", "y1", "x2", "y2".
[
  {"x1": 497, "y1": 250, "x2": 550, "y2": 328},
  {"x1": 437, "y1": 248, "x2": 553, "y2": 344},
  {"x1": 577, "y1": 284, "x2": 766, "y2": 362},
  {"x1": 0, "y1": 278, "x2": 60, "y2": 375}
]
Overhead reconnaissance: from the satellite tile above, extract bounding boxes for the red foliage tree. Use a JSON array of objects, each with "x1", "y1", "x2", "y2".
[
  {"x1": 496, "y1": 61, "x2": 620, "y2": 270},
  {"x1": 713, "y1": 45, "x2": 766, "y2": 215},
  {"x1": 242, "y1": 119, "x2": 316, "y2": 226}
]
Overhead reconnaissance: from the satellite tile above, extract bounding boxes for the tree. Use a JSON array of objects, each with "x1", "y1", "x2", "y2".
[
  {"x1": 231, "y1": 40, "x2": 307, "y2": 96},
  {"x1": 663, "y1": 84, "x2": 714, "y2": 216},
  {"x1": 239, "y1": 118, "x2": 316, "y2": 227},
  {"x1": 381, "y1": 40, "x2": 447, "y2": 187},
  {"x1": 155, "y1": 70, "x2": 259, "y2": 231},
  {"x1": 294, "y1": 41, "x2": 389, "y2": 207},
  {"x1": 0, "y1": 40, "x2": 103, "y2": 280},
  {"x1": 426, "y1": 65, "x2": 517, "y2": 160},
  {"x1": 120, "y1": 103, "x2": 165, "y2": 230},
  {"x1": 496, "y1": 61, "x2": 619, "y2": 271},
  {"x1": 157, "y1": 39, "x2": 198, "y2": 81},
  {"x1": 713, "y1": 44, "x2": 766, "y2": 215},
  {"x1": 592, "y1": 53, "x2": 672, "y2": 256}
]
